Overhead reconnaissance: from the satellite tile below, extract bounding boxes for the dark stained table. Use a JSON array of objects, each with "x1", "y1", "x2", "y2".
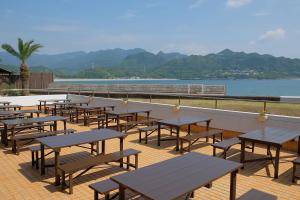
[
  {"x1": 111, "y1": 152, "x2": 242, "y2": 200},
  {"x1": 36, "y1": 129, "x2": 125, "y2": 185},
  {"x1": 0, "y1": 104, "x2": 21, "y2": 111},
  {"x1": 239, "y1": 126, "x2": 300, "y2": 178},
  {"x1": 0, "y1": 109, "x2": 41, "y2": 120},
  {"x1": 1, "y1": 116, "x2": 67, "y2": 147},
  {"x1": 53, "y1": 101, "x2": 89, "y2": 115},
  {"x1": 38, "y1": 99, "x2": 70, "y2": 112},
  {"x1": 74, "y1": 104, "x2": 115, "y2": 126},
  {"x1": 157, "y1": 116, "x2": 211, "y2": 151},
  {"x1": 105, "y1": 109, "x2": 151, "y2": 131}
]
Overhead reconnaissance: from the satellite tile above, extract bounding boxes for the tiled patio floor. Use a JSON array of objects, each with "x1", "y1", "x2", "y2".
[{"x1": 1, "y1": 113, "x2": 300, "y2": 200}]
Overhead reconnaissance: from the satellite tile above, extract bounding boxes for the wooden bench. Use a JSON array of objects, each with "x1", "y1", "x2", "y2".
[
  {"x1": 59, "y1": 148, "x2": 141, "y2": 194},
  {"x1": 138, "y1": 125, "x2": 168, "y2": 144},
  {"x1": 292, "y1": 157, "x2": 300, "y2": 183},
  {"x1": 238, "y1": 189, "x2": 277, "y2": 200},
  {"x1": 211, "y1": 137, "x2": 241, "y2": 159},
  {"x1": 179, "y1": 129, "x2": 224, "y2": 153},
  {"x1": 28, "y1": 129, "x2": 76, "y2": 168},
  {"x1": 120, "y1": 119, "x2": 158, "y2": 133},
  {"x1": 212, "y1": 137, "x2": 254, "y2": 159},
  {"x1": 89, "y1": 179, "x2": 119, "y2": 200}
]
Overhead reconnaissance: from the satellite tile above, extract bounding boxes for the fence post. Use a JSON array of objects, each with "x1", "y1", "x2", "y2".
[
  {"x1": 215, "y1": 99, "x2": 218, "y2": 109},
  {"x1": 263, "y1": 101, "x2": 267, "y2": 113},
  {"x1": 178, "y1": 96, "x2": 181, "y2": 105},
  {"x1": 150, "y1": 95, "x2": 152, "y2": 103},
  {"x1": 126, "y1": 93, "x2": 129, "y2": 101}
]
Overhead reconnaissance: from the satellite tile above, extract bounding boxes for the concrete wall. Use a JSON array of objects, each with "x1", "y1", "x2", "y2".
[
  {"x1": 68, "y1": 94, "x2": 300, "y2": 134},
  {"x1": 0, "y1": 94, "x2": 67, "y2": 106}
]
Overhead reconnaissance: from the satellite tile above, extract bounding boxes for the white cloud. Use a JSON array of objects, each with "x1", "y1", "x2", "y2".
[
  {"x1": 189, "y1": 0, "x2": 205, "y2": 9},
  {"x1": 254, "y1": 11, "x2": 270, "y2": 17},
  {"x1": 227, "y1": 0, "x2": 252, "y2": 8},
  {"x1": 119, "y1": 10, "x2": 136, "y2": 19},
  {"x1": 259, "y1": 28, "x2": 286, "y2": 41},
  {"x1": 33, "y1": 24, "x2": 79, "y2": 32}
]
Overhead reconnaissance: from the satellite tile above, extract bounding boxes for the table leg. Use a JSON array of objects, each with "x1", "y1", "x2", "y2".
[
  {"x1": 102, "y1": 140, "x2": 106, "y2": 154},
  {"x1": 176, "y1": 126, "x2": 180, "y2": 151},
  {"x1": 230, "y1": 170, "x2": 238, "y2": 200},
  {"x1": 157, "y1": 123, "x2": 161, "y2": 146},
  {"x1": 53, "y1": 121, "x2": 57, "y2": 131},
  {"x1": 240, "y1": 140, "x2": 245, "y2": 165},
  {"x1": 105, "y1": 113, "x2": 109, "y2": 128},
  {"x1": 41, "y1": 144, "x2": 45, "y2": 175},
  {"x1": 54, "y1": 150, "x2": 61, "y2": 186},
  {"x1": 120, "y1": 138, "x2": 124, "y2": 167},
  {"x1": 206, "y1": 120, "x2": 211, "y2": 131},
  {"x1": 274, "y1": 145, "x2": 281, "y2": 179},
  {"x1": 76, "y1": 108, "x2": 79, "y2": 123},
  {"x1": 298, "y1": 136, "x2": 300, "y2": 155},
  {"x1": 11, "y1": 127, "x2": 15, "y2": 153},
  {"x1": 3, "y1": 124, "x2": 8, "y2": 146},
  {"x1": 117, "y1": 115, "x2": 120, "y2": 131},
  {"x1": 188, "y1": 125, "x2": 191, "y2": 134},
  {"x1": 39, "y1": 102, "x2": 42, "y2": 111},
  {"x1": 44, "y1": 102, "x2": 46, "y2": 113},
  {"x1": 119, "y1": 184, "x2": 125, "y2": 200},
  {"x1": 54, "y1": 104, "x2": 57, "y2": 115},
  {"x1": 63, "y1": 120, "x2": 67, "y2": 131},
  {"x1": 84, "y1": 110, "x2": 87, "y2": 126}
]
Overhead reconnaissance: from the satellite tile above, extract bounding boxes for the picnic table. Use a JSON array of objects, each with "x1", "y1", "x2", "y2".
[
  {"x1": 111, "y1": 152, "x2": 242, "y2": 200},
  {"x1": 0, "y1": 101, "x2": 11, "y2": 106},
  {"x1": 36, "y1": 129, "x2": 125, "y2": 186},
  {"x1": 0, "y1": 109, "x2": 41, "y2": 120},
  {"x1": 74, "y1": 104, "x2": 115, "y2": 126},
  {"x1": 239, "y1": 126, "x2": 300, "y2": 179},
  {"x1": 105, "y1": 108, "x2": 151, "y2": 131},
  {"x1": 1, "y1": 116, "x2": 67, "y2": 147},
  {"x1": 38, "y1": 99, "x2": 70, "y2": 112},
  {"x1": 157, "y1": 116, "x2": 211, "y2": 151},
  {"x1": 0, "y1": 104, "x2": 21, "y2": 111},
  {"x1": 53, "y1": 101, "x2": 89, "y2": 115}
]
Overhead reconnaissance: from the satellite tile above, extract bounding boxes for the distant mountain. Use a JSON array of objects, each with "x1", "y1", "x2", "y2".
[{"x1": 1, "y1": 48, "x2": 300, "y2": 79}]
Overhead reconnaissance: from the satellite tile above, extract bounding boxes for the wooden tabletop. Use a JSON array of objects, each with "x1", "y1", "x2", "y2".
[
  {"x1": 1, "y1": 116, "x2": 66, "y2": 126},
  {"x1": 38, "y1": 99, "x2": 69, "y2": 103},
  {"x1": 54, "y1": 101, "x2": 89, "y2": 106},
  {"x1": 0, "y1": 110, "x2": 40, "y2": 116},
  {"x1": 158, "y1": 116, "x2": 211, "y2": 127},
  {"x1": 0, "y1": 101, "x2": 11, "y2": 104},
  {"x1": 0, "y1": 105, "x2": 21, "y2": 109},
  {"x1": 74, "y1": 104, "x2": 114, "y2": 110},
  {"x1": 106, "y1": 108, "x2": 151, "y2": 115},
  {"x1": 238, "y1": 126, "x2": 300, "y2": 145},
  {"x1": 111, "y1": 152, "x2": 242, "y2": 200},
  {"x1": 36, "y1": 129, "x2": 125, "y2": 149}
]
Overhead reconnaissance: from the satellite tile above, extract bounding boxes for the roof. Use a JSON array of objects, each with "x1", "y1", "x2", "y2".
[{"x1": 0, "y1": 64, "x2": 18, "y2": 75}]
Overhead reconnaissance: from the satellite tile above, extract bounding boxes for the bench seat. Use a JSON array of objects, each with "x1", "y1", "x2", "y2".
[
  {"x1": 89, "y1": 179, "x2": 119, "y2": 200},
  {"x1": 292, "y1": 157, "x2": 300, "y2": 183},
  {"x1": 238, "y1": 189, "x2": 277, "y2": 200},
  {"x1": 120, "y1": 119, "x2": 158, "y2": 133},
  {"x1": 138, "y1": 125, "x2": 167, "y2": 144},
  {"x1": 211, "y1": 137, "x2": 241, "y2": 159},
  {"x1": 59, "y1": 148, "x2": 141, "y2": 194},
  {"x1": 179, "y1": 129, "x2": 224, "y2": 153},
  {"x1": 12, "y1": 129, "x2": 75, "y2": 154}
]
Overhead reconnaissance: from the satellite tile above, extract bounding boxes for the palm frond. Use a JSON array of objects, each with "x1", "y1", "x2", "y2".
[
  {"x1": 1, "y1": 44, "x2": 20, "y2": 59},
  {"x1": 18, "y1": 38, "x2": 24, "y2": 56},
  {"x1": 25, "y1": 44, "x2": 43, "y2": 60}
]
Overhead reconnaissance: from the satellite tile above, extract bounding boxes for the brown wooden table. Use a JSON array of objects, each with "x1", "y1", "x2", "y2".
[
  {"x1": 36, "y1": 129, "x2": 125, "y2": 185},
  {"x1": 157, "y1": 116, "x2": 211, "y2": 151},
  {"x1": 53, "y1": 101, "x2": 89, "y2": 115},
  {"x1": 74, "y1": 104, "x2": 115, "y2": 126},
  {"x1": 0, "y1": 104, "x2": 21, "y2": 111},
  {"x1": 38, "y1": 99, "x2": 70, "y2": 112},
  {"x1": 1, "y1": 116, "x2": 67, "y2": 147},
  {"x1": 105, "y1": 109, "x2": 151, "y2": 131},
  {"x1": 239, "y1": 126, "x2": 300, "y2": 178},
  {"x1": 111, "y1": 152, "x2": 242, "y2": 200}
]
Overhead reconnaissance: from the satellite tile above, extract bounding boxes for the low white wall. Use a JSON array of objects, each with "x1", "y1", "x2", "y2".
[
  {"x1": 68, "y1": 94, "x2": 300, "y2": 134},
  {"x1": 0, "y1": 94, "x2": 68, "y2": 106},
  {"x1": 280, "y1": 96, "x2": 300, "y2": 103}
]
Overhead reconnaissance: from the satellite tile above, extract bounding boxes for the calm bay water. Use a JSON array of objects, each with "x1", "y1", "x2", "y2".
[{"x1": 55, "y1": 79, "x2": 300, "y2": 97}]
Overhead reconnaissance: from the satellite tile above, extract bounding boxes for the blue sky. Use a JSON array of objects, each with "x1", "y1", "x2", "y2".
[{"x1": 0, "y1": 0, "x2": 299, "y2": 58}]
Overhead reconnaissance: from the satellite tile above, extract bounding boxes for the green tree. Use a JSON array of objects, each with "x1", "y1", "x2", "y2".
[{"x1": 1, "y1": 38, "x2": 43, "y2": 95}]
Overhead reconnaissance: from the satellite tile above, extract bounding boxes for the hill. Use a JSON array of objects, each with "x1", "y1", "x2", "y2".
[{"x1": 1, "y1": 48, "x2": 300, "y2": 79}]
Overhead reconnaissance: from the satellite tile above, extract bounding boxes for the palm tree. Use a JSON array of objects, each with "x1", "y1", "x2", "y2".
[{"x1": 1, "y1": 38, "x2": 43, "y2": 95}]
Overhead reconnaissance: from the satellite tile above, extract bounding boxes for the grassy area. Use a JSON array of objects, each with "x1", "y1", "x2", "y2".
[{"x1": 129, "y1": 98, "x2": 300, "y2": 117}]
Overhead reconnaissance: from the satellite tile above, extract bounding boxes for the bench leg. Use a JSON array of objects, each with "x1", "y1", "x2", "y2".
[
  {"x1": 94, "y1": 190, "x2": 99, "y2": 200},
  {"x1": 188, "y1": 141, "x2": 191, "y2": 152},
  {"x1": 145, "y1": 131, "x2": 148, "y2": 144},
  {"x1": 206, "y1": 137, "x2": 209, "y2": 142},
  {"x1": 69, "y1": 174, "x2": 73, "y2": 194},
  {"x1": 252, "y1": 142, "x2": 255, "y2": 152},
  {"x1": 213, "y1": 135, "x2": 216, "y2": 144},
  {"x1": 223, "y1": 150, "x2": 227, "y2": 159},
  {"x1": 292, "y1": 163, "x2": 296, "y2": 183},
  {"x1": 180, "y1": 139, "x2": 184, "y2": 154},
  {"x1": 61, "y1": 172, "x2": 66, "y2": 190}
]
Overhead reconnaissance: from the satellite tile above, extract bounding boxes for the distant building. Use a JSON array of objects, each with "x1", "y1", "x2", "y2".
[{"x1": 0, "y1": 64, "x2": 54, "y2": 90}]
